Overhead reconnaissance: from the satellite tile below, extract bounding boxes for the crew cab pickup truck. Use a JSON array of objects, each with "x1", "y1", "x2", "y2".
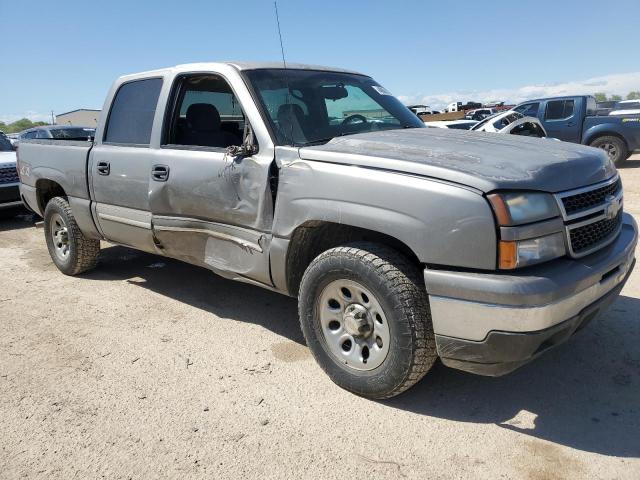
[
  {"x1": 513, "y1": 95, "x2": 640, "y2": 165},
  {"x1": 18, "y1": 63, "x2": 638, "y2": 398}
]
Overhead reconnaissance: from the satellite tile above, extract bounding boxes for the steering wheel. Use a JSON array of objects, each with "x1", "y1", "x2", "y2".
[{"x1": 341, "y1": 114, "x2": 368, "y2": 126}]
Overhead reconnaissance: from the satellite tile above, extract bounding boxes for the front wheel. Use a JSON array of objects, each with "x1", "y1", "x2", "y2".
[
  {"x1": 44, "y1": 197, "x2": 100, "y2": 275},
  {"x1": 298, "y1": 243, "x2": 437, "y2": 399},
  {"x1": 590, "y1": 135, "x2": 628, "y2": 167}
]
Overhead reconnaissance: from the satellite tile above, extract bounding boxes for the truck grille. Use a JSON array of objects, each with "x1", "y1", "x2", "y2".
[
  {"x1": 0, "y1": 166, "x2": 19, "y2": 185},
  {"x1": 555, "y1": 175, "x2": 623, "y2": 258},
  {"x1": 569, "y1": 210, "x2": 622, "y2": 254},
  {"x1": 561, "y1": 177, "x2": 621, "y2": 216}
]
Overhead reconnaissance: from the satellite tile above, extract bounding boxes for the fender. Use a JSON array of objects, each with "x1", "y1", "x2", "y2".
[{"x1": 272, "y1": 159, "x2": 497, "y2": 271}]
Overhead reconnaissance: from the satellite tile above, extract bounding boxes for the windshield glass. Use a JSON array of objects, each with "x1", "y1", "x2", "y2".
[
  {"x1": 50, "y1": 128, "x2": 95, "y2": 140},
  {"x1": 0, "y1": 134, "x2": 12, "y2": 151},
  {"x1": 244, "y1": 69, "x2": 424, "y2": 146}
]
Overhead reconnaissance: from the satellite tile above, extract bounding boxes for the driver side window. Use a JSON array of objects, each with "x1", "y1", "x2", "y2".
[{"x1": 164, "y1": 74, "x2": 245, "y2": 149}]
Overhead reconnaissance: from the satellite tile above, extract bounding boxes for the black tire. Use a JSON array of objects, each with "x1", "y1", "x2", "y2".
[
  {"x1": 44, "y1": 197, "x2": 100, "y2": 275},
  {"x1": 298, "y1": 242, "x2": 437, "y2": 399},
  {"x1": 589, "y1": 135, "x2": 628, "y2": 167}
]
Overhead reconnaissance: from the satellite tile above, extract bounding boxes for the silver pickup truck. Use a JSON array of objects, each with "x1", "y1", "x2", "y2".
[{"x1": 18, "y1": 62, "x2": 638, "y2": 398}]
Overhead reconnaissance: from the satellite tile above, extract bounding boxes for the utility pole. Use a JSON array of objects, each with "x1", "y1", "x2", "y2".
[{"x1": 50, "y1": 110, "x2": 55, "y2": 125}]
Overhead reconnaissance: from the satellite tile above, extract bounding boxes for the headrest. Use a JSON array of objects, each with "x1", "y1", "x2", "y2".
[
  {"x1": 186, "y1": 103, "x2": 221, "y2": 131},
  {"x1": 277, "y1": 103, "x2": 305, "y2": 122}
]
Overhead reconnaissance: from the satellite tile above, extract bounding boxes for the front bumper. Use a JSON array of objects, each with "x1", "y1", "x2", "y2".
[
  {"x1": 425, "y1": 212, "x2": 638, "y2": 376},
  {"x1": 0, "y1": 183, "x2": 22, "y2": 210}
]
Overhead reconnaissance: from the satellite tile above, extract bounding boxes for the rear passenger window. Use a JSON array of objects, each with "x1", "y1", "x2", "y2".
[
  {"x1": 104, "y1": 78, "x2": 163, "y2": 145},
  {"x1": 545, "y1": 100, "x2": 574, "y2": 120}
]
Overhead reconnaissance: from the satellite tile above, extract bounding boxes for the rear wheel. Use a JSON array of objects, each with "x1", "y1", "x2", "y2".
[
  {"x1": 298, "y1": 243, "x2": 437, "y2": 399},
  {"x1": 44, "y1": 197, "x2": 100, "y2": 275},
  {"x1": 590, "y1": 135, "x2": 628, "y2": 166}
]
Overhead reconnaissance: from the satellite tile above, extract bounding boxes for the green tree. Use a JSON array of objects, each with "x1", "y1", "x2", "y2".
[
  {"x1": 627, "y1": 91, "x2": 640, "y2": 100},
  {"x1": 593, "y1": 92, "x2": 607, "y2": 102},
  {"x1": 610, "y1": 94, "x2": 622, "y2": 101},
  {"x1": 0, "y1": 118, "x2": 49, "y2": 134}
]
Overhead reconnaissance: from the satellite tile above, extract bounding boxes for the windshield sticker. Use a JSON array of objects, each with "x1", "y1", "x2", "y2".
[{"x1": 372, "y1": 86, "x2": 392, "y2": 96}]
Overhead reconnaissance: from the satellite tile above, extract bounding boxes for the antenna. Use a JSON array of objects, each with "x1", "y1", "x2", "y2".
[
  {"x1": 274, "y1": 1, "x2": 287, "y2": 69},
  {"x1": 273, "y1": 1, "x2": 295, "y2": 144}
]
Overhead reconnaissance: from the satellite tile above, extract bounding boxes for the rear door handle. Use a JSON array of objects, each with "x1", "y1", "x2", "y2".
[
  {"x1": 152, "y1": 164, "x2": 170, "y2": 182},
  {"x1": 567, "y1": 122, "x2": 575, "y2": 127},
  {"x1": 97, "y1": 161, "x2": 110, "y2": 175}
]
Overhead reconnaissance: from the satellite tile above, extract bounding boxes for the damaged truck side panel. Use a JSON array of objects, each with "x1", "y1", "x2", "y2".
[{"x1": 269, "y1": 153, "x2": 498, "y2": 294}]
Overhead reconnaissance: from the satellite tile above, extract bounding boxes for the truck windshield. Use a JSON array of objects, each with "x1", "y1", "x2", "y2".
[{"x1": 244, "y1": 69, "x2": 424, "y2": 146}]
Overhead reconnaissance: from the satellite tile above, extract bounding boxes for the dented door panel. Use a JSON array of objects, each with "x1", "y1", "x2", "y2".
[{"x1": 148, "y1": 148, "x2": 274, "y2": 285}]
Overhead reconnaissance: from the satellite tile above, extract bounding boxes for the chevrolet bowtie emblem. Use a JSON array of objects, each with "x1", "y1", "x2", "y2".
[{"x1": 604, "y1": 194, "x2": 621, "y2": 220}]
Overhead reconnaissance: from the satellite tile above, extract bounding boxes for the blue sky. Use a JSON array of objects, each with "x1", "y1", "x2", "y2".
[{"x1": 1, "y1": 0, "x2": 639, "y2": 122}]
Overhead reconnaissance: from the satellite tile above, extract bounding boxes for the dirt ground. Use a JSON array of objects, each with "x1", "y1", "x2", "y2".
[{"x1": 1, "y1": 155, "x2": 639, "y2": 480}]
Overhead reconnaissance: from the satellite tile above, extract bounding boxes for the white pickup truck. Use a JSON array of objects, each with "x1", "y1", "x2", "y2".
[{"x1": 17, "y1": 62, "x2": 637, "y2": 398}]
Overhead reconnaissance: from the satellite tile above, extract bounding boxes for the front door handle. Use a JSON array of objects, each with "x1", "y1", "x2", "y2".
[
  {"x1": 97, "y1": 161, "x2": 110, "y2": 175},
  {"x1": 152, "y1": 164, "x2": 170, "y2": 182},
  {"x1": 567, "y1": 122, "x2": 575, "y2": 127}
]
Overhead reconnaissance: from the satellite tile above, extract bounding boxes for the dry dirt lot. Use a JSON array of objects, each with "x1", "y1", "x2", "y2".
[{"x1": 1, "y1": 155, "x2": 639, "y2": 479}]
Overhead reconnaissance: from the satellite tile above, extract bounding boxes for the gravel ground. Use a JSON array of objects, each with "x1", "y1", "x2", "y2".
[{"x1": 1, "y1": 154, "x2": 639, "y2": 479}]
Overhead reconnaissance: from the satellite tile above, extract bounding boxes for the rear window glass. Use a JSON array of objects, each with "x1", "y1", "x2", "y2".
[
  {"x1": 104, "y1": 78, "x2": 163, "y2": 145},
  {"x1": 545, "y1": 100, "x2": 574, "y2": 120}
]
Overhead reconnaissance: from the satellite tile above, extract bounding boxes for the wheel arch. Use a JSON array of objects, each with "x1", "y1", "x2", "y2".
[
  {"x1": 35, "y1": 178, "x2": 67, "y2": 215},
  {"x1": 284, "y1": 221, "x2": 421, "y2": 297},
  {"x1": 584, "y1": 129, "x2": 629, "y2": 151}
]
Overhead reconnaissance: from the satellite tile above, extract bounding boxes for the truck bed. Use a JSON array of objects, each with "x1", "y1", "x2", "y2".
[
  {"x1": 18, "y1": 139, "x2": 94, "y2": 201},
  {"x1": 583, "y1": 115, "x2": 640, "y2": 152}
]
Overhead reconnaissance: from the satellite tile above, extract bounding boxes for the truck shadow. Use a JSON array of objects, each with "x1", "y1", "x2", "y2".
[
  {"x1": 85, "y1": 244, "x2": 639, "y2": 458},
  {"x1": 384, "y1": 294, "x2": 640, "y2": 458},
  {"x1": 83, "y1": 244, "x2": 303, "y2": 344},
  {"x1": 0, "y1": 211, "x2": 36, "y2": 231}
]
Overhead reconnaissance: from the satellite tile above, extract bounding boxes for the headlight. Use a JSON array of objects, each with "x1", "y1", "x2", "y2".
[
  {"x1": 498, "y1": 232, "x2": 566, "y2": 269},
  {"x1": 488, "y1": 191, "x2": 565, "y2": 269},
  {"x1": 487, "y1": 192, "x2": 559, "y2": 226}
]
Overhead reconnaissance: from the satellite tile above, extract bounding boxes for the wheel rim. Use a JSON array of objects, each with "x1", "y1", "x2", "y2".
[
  {"x1": 318, "y1": 279, "x2": 390, "y2": 371},
  {"x1": 599, "y1": 142, "x2": 618, "y2": 160},
  {"x1": 50, "y1": 213, "x2": 70, "y2": 261}
]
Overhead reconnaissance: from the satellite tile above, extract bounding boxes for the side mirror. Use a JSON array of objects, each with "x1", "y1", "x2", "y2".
[{"x1": 226, "y1": 122, "x2": 258, "y2": 157}]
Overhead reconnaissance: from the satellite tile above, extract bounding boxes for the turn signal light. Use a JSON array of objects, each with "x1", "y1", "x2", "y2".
[{"x1": 498, "y1": 240, "x2": 518, "y2": 269}]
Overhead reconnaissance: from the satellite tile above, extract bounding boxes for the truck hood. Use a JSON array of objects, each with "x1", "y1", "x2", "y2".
[
  {"x1": 0, "y1": 151, "x2": 17, "y2": 168},
  {"x1": 298, "y1": 128, "x2": 616, "y2": 193}
]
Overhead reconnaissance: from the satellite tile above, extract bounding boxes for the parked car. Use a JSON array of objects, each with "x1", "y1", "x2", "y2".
[
  {"x1": 513, "y1": 96, "x2": 640, "y2": 165},
  {"x1": 609, "y1": 100, "x2": 640, "y2": 116},
  {"x1": 19, "y1": 125, "x2": 95, "y2": 142},
  {"x1": 464, "y1": 108, "x2": 497, "y2": 121},
  {"x1": 424, "y1": 119, "x2": 478, "y2": 130},
  {"x1": 18, "y1": 62, "x2": 637, "y2": 398},
  {"x1": 0, "y1": 133, "x2": 22, "y2": 214},
  {"x1": 6, "y1": 132, "x2": 19, "y2": 148},
  {"x1": 471, "y1": 111, "x2": 548, "y2": 138},
  {"x1": 407, "y1": 105, "x2": 436, "y2": 116}
]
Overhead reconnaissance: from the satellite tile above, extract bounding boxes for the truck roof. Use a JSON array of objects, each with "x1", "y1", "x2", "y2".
[
  {"x1": 117, "y1": 61, "x2": 365, "y2": 82},
  {"x1": 520, "y1": 94, "x2": 594, "y2": 103}
]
